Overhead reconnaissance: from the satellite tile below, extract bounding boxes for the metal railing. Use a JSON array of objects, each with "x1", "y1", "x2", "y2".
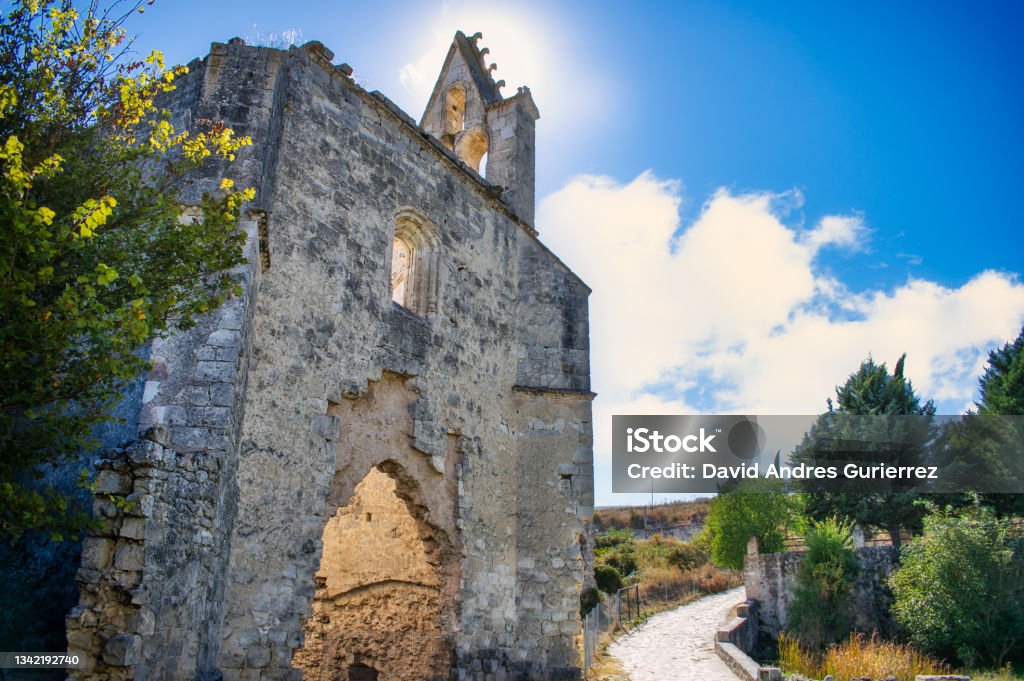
[
  {"x1": 617, "y1": 585, "x2": 642, "y2": 627},
  {"x1": 582, "y1": 585, "x2": 645, "y2": 675}
]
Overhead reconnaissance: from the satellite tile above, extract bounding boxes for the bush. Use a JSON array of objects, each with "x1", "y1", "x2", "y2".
[
  {"x1": 594, "y1": 563, "x2": 625, "y2": 594},
  {"x1": 889, "y1": 506, "x2": 1024, "y2": 668},
  {"x1": 666, "y1": 540, "x2": 707, "y2": 572},
  {"x1": 580, "y1": 587, "x2": 600, "y2": 616},
  {"x1": 637, "y1": 563, "x2": 741, "y2": 608},
  {"x1": 595, "y1": 528, "x2": 635, "y2": 550},
  {"x1": 787, "y1": 517, "x2": 858, "y2": 649},
  {"x1": 595, "y1": 528, "x2": 639, "y2": 577},
  {"x1": 597, "y1": 548, "x2": 639, "y2": 578}
]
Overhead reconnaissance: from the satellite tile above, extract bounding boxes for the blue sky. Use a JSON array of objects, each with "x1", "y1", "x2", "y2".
[{"x1": 121, "y1": 0, "x2": 1024, "y2": 505}]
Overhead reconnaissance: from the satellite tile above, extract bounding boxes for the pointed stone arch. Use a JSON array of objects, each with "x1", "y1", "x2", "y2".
[
  {"x1": 442, "y1": 84, "x2": 466, "y2": 143},
  {"x1": 293, "y1": 465, "x2": 450, "y2": 680},
  {"x1": 292, "y1": 373, "x2": 462, "y2": 681},
  {"x1": 455, "y1": 127, "x2": 489, "y2": 172}
]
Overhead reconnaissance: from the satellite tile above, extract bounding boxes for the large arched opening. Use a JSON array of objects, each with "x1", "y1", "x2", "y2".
[
  {"x1": 293, "y1": 465, "x2": 451, "y2": 680},
  {"x1": 292, "y1": 374, "x2": 460, "y2": 681}
]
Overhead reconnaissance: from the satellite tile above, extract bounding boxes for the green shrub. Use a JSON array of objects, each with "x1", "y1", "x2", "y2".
[
  {"x1": 666, "y1": 541, "x2": 707, "y2": 572},
  {"x1": 787, "y1": 517, "x2": 858, "y2": 648},
  {"x1": 704, "y1": 478, "x2": 798, "y2": 569},
  {"x1": 594, "y1": 564, "x2": 625, "y2": 594},
  {"x1": 889, "y1": 506, "x2": 1024, "y2": 668},
  {"x1": 595, "y1": 528, "x2": 635, "y2": 550},
  {"x1": 598, "y1": 546, "x2": 638, "y2": 576},
  {"x1": 580, "y1": 587, "x2": 601, "y2": 616}
]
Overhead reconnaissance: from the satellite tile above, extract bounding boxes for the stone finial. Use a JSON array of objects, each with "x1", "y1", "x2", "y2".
[
  {"x1": 470, "y1": 31, "x2": 483, "y2": 44},
  {"x1": 494, "y1": 79, "x2": 505, "y2": 91},
  {"x1": 478, "y1": 47, "x2": 490, "y2": 59},
  {"x1": 488, "y1": 63, "x2": 498, "y2": 73}
]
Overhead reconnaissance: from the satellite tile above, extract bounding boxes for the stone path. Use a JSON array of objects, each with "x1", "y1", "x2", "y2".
[{"x1": 608, "y1": 587, "x2": 747, "y2": 681}]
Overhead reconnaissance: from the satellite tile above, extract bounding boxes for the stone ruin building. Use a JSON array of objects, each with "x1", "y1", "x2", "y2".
[{"x1": 64, "y1": 31, "x2": 594, "y2": 681}]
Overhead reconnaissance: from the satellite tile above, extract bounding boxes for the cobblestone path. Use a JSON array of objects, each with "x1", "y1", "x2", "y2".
[{"x1": 608, "y1": 587, "x2": 746, "y2": 681}]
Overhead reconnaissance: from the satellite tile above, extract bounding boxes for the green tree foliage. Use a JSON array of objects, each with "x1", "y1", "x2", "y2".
[
  {"x1": 704, "y1": 477, "x2": 799, "y2": 569},
  {"x1": 978, "y1": 327, "x2": 1024, "y2": 415},
  {"x1": 932, "y1": 328, "x2": 1024, "y2": 517},
  {"x1": 595, "y1": 528, "x2": 635, "y2": 551},
  {"x1": 932, "y1": 413, "x2": 1024, "y2": 517},
  {"x1": 793, "y1": 355, "x2": 936, "y2": 547},
  {"x1": 787, "y1": 517, "x2": 858, "y2": 649},
  {"x1": 972, "y1": 328, "x2": 1024, "y2": 515},
  {"x1": 889, "y1": 504, "x2": 1024, "y2": 668},
  {"x1": 594, "y1": 563, "x2": 625, "y2": 594},
  {"x1": 0, "y1": 1, "x2": 254, "y2": 540}
]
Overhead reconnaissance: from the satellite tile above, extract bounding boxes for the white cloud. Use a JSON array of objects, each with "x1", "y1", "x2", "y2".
[
  {"x1": 802, "y1": 214, "x2": 869, "y2": 252},
  {"x1": 537, "y1": 172, "x2": 1024, "y2": 504}
]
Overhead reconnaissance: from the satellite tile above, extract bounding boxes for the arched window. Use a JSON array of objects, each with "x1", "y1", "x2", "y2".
[
  {"x1": 455, "y1": 127, "x2": 489, "y2": 172},
  {"x1": 389, "y1": 209, "x2": 439, "y2": 316},
  {"x1": 390, "y1": 237, "x2": 413, "y2": 306},
  {"x1": 443, "y1": 85, "x2": 466, "y2": 136}
]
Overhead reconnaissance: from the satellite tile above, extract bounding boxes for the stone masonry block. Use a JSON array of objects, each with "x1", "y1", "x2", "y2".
[
  {"x1": 196, "y1": 360, "x2": 236, "y2": 383},
  {"x1": 102, "y1": 634, "x2": 142, "y2": 666}
]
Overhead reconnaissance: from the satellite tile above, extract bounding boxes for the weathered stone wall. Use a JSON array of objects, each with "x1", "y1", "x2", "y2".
[
  {"x1": 69, "y1": 36, "x2": 593, "y2": 681},
  {"x1": 68, "y1": 50, "x2": 290, "y2": 680},
  {"x1": 67, "y1": 214, "x2": 262, "y2": 681},
  {"x1": 743, "y1": 539, "x2": 898, "y2": 639},
  {"x1": 508, "y1": 390, "x2": 594, "y2": 679},
  {"x1": 715, "y1": 601, "x2": 765, "y2": 681}
]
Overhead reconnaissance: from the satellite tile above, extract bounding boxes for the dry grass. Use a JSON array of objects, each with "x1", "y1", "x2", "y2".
[
  {"x1": 594, "y1": 499, "x2": 711, "y2": 531},
  {"x1": 638, "y1": 563, "x2": 740, "y2": 610},
  {"x1": 585, "y1": 643, "x2": 630, "y2": 681},
  {"x1": 778, "y1": 632, "x2": 953, "y2": 681}
]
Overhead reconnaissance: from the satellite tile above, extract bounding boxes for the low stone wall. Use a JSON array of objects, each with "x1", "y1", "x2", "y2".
[
  {"x1": 715, "y1": 600, "x2": 782, "y2": 681},
  {"x1": 743, "y1": 535, "x2": 898, "y2": 639}
]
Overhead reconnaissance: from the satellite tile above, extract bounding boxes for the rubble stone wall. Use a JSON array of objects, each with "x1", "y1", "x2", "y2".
[{"x1": 744, "y1": 541, "x2": 898, "y2": 639}]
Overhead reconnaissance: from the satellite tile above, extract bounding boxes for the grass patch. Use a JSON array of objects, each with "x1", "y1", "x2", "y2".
[
  {"x1": 637, "y1": 563, "x2": 740, "y2": 612},
  {"x1": 585, "y1": 639, "x2": 630, "y2": 681},
  {"x1": 778, "y1": 632, "x2": 953, "y2": 681},
  {"x1": 971, "y1": 665, "x2": 1023, "y2": 681}
]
